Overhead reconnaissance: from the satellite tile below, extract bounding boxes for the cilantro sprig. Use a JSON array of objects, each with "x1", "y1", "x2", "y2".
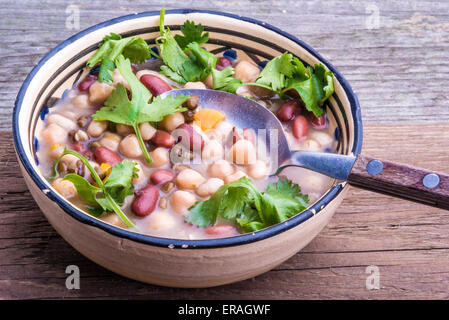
[
  {"x1": 186, "y1": 177, "x2": 309, "y2": 232},
  {"x1": 156, "y1": 9, "x2": 217, "y2": 84},
  {"x1": 91, "y1": 55, "x2": 188, "y2": 163},
  {"x1": 174, "y1": 20, "x2": 209, "y2": 49},
  {"x1": 211, "y1": 67, "x2": 243, "y2": 94},
  {"x1": 86, "y1": 33, "x2": 154, "y2": 84},
  {"x1": 245, "y1": 52, "x2": 335, "y2": 117},
  {"x1": 50, "y1": 147, "x2": 137, "y2": 228}
]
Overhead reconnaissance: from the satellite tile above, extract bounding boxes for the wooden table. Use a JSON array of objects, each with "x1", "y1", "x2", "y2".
[{"x1": 1, "y1": 0, "x2": 448, "y2": 299}]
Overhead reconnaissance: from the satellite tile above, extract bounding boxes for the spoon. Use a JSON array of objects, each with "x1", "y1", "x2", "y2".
[{"x1": 162, "y1": 89, "x2": 449, "y2": 210}]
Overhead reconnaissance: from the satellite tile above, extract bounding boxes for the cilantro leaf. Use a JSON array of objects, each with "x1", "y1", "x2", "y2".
[
  {"x1": 285, "y1": 64, "x2": 334, "y2": 117},
  {"x1": 53, "y1": 147, "x2": 136, "y2": 228},
  {"x1": 212, "y1": 67, "x2": 243, "y2": 93},
  {"x1": 186, "y1": 177, "x2": 308, "y2": 233},
  {"x1": 86, "y1": 33, "x2": 152, "y2": 84},
  {"x1": 156, "y1": 9, "x2": 215, "y2": 84},
  {"x1": 92, "y1": 55, "x2": 187, "y2": 163},
  {"x1": 255, "y1": 52, "x2": 296, "y2": 92},
  {"x1": 174, "y1": 20, "x2": 209, "y2": 49}
]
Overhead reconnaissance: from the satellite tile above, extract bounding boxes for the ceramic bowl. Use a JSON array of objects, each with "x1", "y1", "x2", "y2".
[{"x1": 13, "y1": 9, "x2": 362, "y2": 287}]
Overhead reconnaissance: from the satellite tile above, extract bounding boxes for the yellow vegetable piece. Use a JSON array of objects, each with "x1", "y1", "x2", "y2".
[
  {"x1": 99, "y1": 163, "x2": 112, "y2": 182},
  {"x1": 193, "y1": 109, "x2": 226, "y2": 131},
  {"x1": 51, "y1": 143, "x2": 62, "y2": 150}
]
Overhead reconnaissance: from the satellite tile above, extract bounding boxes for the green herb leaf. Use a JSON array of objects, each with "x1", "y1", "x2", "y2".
[
  {"x1": 92, "y1": 55, "x2": 187, "y2": 163},
  {"x1": 174, "y1": 20, "x2": 209, "y2": 49},
  {"x1": 63, "y1": 173, "x2": 102, "y2": 205},
  {"x1": 86, "y1": 33, "x2": 152, "y2": 84},
  {"x1": 255, "y1": 52, "x2": 296, "y2": 92},
  {"x1": 186, "y1": 177, "x2": 308, "y2": 233},
  {"x1": 212, "y1": 67, "x2": 243, "y2": 93}
]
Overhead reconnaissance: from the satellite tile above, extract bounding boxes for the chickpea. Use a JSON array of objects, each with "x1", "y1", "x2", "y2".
[
  {"x1": 208, "y1": 160, "x2": 235, "y2": 180},
  {"x1": 132, "y1": 162, "x2": 145, "y2": 185},
  {"x1": 183, "y1": 81, "x2": 206, "y2": 90},
  {"x1": 72, "y1": 94, "x2": 91, "y2": 109},
  {"x1": 119, "y1": 134, "x2": 143, "y2": 158},
  {"x1": 87, "y1": 120, "x2": 108, "y2": 137},
  {"x1": 49, "y1": 144, "x2": 65, "y2": 159},
  {"x1": 101, "y1": 214, "x2": 127, "y2": 228},
  {"x1": 88, "y1": 81, "x2": 114, "y2": 105},
  {"x1": 116, "y1": 124, "x2": 134, "y2": 136},
  {"x1": 230, "y1": 139, "x2": 257, "y2": 166},
  {"x1": 234, "y1": 61, "x2": 260, "y2": 83},
  {"x1": 176, "y1": 168, "x2": 206, "y2": 190},
  {"x1": 224, "y1": 170, "x2": 247, "y2": 184},
  {"x1": 148, "y1": 211, "x2": 176, "y2": 231},
  {"x1": 303, "y1": 139, "x2": 321, "y2": 151},
  {"x1": 99, "y1": 132, "x2": 122, "y2": 152},
  {"x1": 139, "y1": 122, "x2": 157, "y2": 140},
  {"x1": 161, "y1": 113, "x2": 185, "y2": 132},
  {"x1": 170, "y1": 190, "x2": 197, "y2": 215},
  {"x1": 52, "y1": 178, "x2": 77, "y2": 199},
  {"x1": 203, "y1": 73, "x2": 213, "y2": 88},
  {"x1": 112, "y1": 68, "x2": 130, "y2": 90},
  {"x1": 302, "y1": 173, "x2": 329, "y2": 192},
  {"x1": 149, "y1": 147, "x2": 170, "y2": 167},
  {"x1": 61, "y1": 154, "x2": 79, "y2": 171},
  {"x1": 201, "y1": 139, "x2": 224, "y2": 160},
  {"x1": 247, "y1": 160, "x2": 269, "y2": 180},
  {"x1": 46, "y1": 114, "x2": 77, "y2": 131},
  {"x1": 213, "y1": 121, "x2": 233, "y2": 139},
  {"x1": 196, "y1": 178, "x2": 224, "y2": 197},
  {"x1": 41, "y1": 123, "x2": 67, "y2": 145},
  {"x1": 235, "y1": 85, "x2": 254, "y2": 98}
]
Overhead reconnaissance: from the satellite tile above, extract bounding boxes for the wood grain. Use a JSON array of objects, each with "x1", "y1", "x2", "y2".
[
  {"x1": 2, "y1": 0, "x2": 449, "y2": 129},
  {"x1": 348, "y1": 155, "x2": 449, "y2": 209},
  {"x1": 2, "y1": 123, "x2": 449, "y2": 299}
]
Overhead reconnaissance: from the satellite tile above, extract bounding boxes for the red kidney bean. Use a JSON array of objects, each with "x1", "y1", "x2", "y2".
[
  {"x1": 82, "y1": 151, "x2": 93, "y2": 160},
  {"x1": 308, "y1": 112, "x2": 327, "y2": 129},
  {"x1": 292, "y1": 115, "x2": 309, "y2": 140},
  {"x1": 77, "y1": 74, "x2": 98, "y2": 92},
  {"x1": 232, "y1": 127, "x2": 255, "y2": 145},
  {"x1": 71, "y1": 143, "x2": 84, "y2": 153},
  {"x1": 216, "y1": 57, "x2": 232, "y2": 70},
  {"x1": 150, "y1": 169, "x2": 175, "y2": 185},
  {"x1": 94, "y1": 147, "x2": 121, "y2": 166},
  {"x1": 140, "y1": 74, "x2": 171, "y2": 96},
  {"x1": 176, "y1": 123, "x2": 204, "y2": 151},
  {"x1": 205, "y1": 225, "x2": 237, "y2": 236},
  {"x1": 277, "y1": 100, "x2": 300, "y2": 122},
  {"x1": 132, "y1": 185, "x2": 160, "y2": 217},
  {"x1": 131, "y1": 65, "x2": 137, "y2": 74},
  {"x1": 151, "y1": 130, "x2": 175, "y2": 148}
]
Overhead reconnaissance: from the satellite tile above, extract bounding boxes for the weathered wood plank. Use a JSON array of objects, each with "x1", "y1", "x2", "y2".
[
  {"x1": 2, "y1": 0, "x2": 449, "y2": 130},
  {"x1": 2, "y1": 123, "x2": 449, "y2": 299}
]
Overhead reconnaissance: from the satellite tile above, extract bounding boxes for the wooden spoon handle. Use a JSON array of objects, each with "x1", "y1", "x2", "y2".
[{"x1": 347, "y1": 155, "x2": 449, "y2": 210}]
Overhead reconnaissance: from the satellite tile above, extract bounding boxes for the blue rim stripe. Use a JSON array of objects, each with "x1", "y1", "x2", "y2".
[{"x1": 13, "y1": 9, "x2": 363, "y2": 249}]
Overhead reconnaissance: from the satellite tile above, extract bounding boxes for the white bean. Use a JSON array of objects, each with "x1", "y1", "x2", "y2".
[
  {"x1": 208, "y1": 160, "x2": 235, "y2": 180},
  {"x1": 213, "y1": 121, "x2": 233, "y2": 139},
  {"x1": 99, "y1": 132, "x2": 122, "y2": 152},
  {"x1": 176, "y1": 168, "x2": 206, "y2": 190},
  {"x1": 46, "y1": 114, "x2": 77, "y2": 131},
  {"x1": 72, "y1": 94, "x2": 91, "y2": 109},
  {"x1": 170, "y1": 190, "x2": 197, "y2": 215},
  {"x1": 247, "y1": 160, "x2": 269, "y2": 180},
  {"x1": 183, "y1": 81, "x2": 206, "y2": 89},
  {"x1": 234, "y1": 61, "x2": 260, "y2": 83},
  {"x1": 41, "y1": 123, "x2": 67, "y2": 145},
  {"x1": 303, "y1": 139, "x2": 321, "y2": 151},
  {"x1": 139, "y1": 122, "x2": 157, "y2": 140},
  {"x1": 196, "y1": 178, "x2": 224, "y2": 197},
  {"x1": 52, "y1": 178, "x2": 77, "y2": 199},
  {"x1": 230, "y1": 139, "x2": 257, "y2": 165},
  {"x1": 148, "y1": 211, "x2": 176, "y2": 230},
  {"x1": 201, "y1": 139, "x2": 224, "y2": 160},
  {"x1": 119, "y1": 134, "x2": 143, "y2": 158},
  {"x1": 149, "y1": 147, "x2": 170, "y2": 167},
  {"x1": 87, "y1": 120, "x2": 108, "y2": 137},
  {"x1": 310, "y1": 131, "x2": 333, "y2": 147},
  {"x1": 101, "y1": 214, "x2": 126, "y2": 228},
  {"x1": 89, "y1": 81, "x2": 114, "y2": 105},
  {"x1": 116, "y1": 124, "x2": 134, "y2": 136},
  {"x1": 161, "y1": 113, "x2": 185, "y2": 132},
  {"x1": 224, "y1": 170, "x2": 248, "y2": 184}
]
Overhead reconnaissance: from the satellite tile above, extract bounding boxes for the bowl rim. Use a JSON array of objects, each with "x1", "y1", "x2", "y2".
[{"x1": 13, "y1": 8, "x2": 363, "y2": 249}]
